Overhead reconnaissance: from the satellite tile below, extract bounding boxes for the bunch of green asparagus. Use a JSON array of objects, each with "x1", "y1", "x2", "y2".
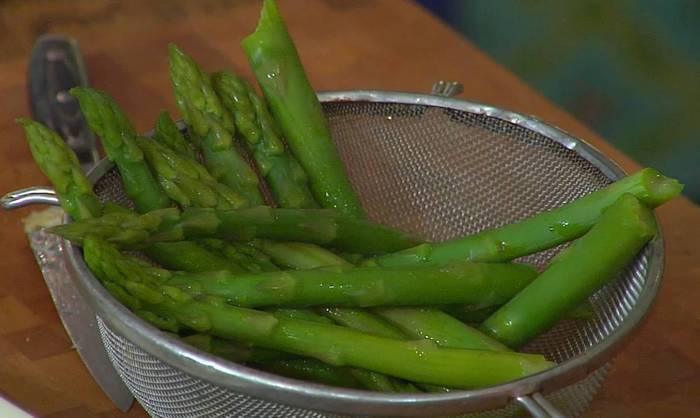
[{"x1": 17, "y1": 0, "x2": 683, "y2": 392}]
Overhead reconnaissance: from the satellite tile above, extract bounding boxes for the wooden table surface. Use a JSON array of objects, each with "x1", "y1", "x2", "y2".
[{"x1": 1, "y1": 1, "x2": 698, "y2": 417}]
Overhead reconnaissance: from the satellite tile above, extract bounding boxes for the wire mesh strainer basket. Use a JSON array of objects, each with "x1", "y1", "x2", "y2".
[{"x1": 16, "y1": 91, "x2": 664, "y2": 417}]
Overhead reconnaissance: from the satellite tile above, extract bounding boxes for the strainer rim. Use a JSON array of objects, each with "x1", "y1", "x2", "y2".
[{"x1": 63, "y1": 91, "x2": 664, "y2": 416}]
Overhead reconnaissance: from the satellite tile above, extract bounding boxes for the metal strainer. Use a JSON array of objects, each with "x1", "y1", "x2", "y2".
[{"x1": 7, "y1": 89, "x2": 663, "y2": 417}]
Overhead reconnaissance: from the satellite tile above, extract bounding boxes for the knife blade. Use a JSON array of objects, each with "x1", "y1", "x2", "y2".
[
  {"x1": 26, "y1": 34, "x2": 134, "y2": 411},
  {"x1": 28, "y1": 34, "x2": 100, "y2": 170}
]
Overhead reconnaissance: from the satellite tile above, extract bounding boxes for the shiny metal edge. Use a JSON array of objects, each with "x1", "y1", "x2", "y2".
[
  {"x1": 30, "y1": 230, "x2": 133, "y2": 411},
  {"x1": 62, "y1": 91, "x2": 664, "y2": 416}
]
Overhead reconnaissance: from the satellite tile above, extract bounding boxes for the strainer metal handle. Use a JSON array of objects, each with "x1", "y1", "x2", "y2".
[{"x1": 1, "y1": 186, "x2": 60, "y2": 209}]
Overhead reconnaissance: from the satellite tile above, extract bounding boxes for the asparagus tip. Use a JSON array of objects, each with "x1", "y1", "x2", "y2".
[{"x1": 15, "y1": 117, "x2": 32, "y2": 127}]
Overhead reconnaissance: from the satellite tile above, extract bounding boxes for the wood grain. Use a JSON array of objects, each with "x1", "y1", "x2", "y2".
[{"x1": 0, "y1": 0, "x2": 698, "y2": 416}]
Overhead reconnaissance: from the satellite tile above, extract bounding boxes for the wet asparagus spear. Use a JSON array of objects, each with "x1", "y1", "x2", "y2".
[
  {"x1": 165, "y1": 261, "x2": 537, "y2": 308},
  {"x1": 153, "y1": 110, "x2": 197, "y2": 160},
  {"x1": 481, "y1": 194, "x2": 657, "y2": 348},
  {"x1": 83, "y1": 237, "x2": 553, "y2": 389},
  {"x1": 181, "y1": 334, "x2": 293, "y2": 364},
  {"x1": 49, "y1": 206, "x2": 419, "y2": 254},
  {"x1": 241, "y1": 0, "x2": 365, "y2": 218},
  {"x1": 69, "y1": 87, "x2": 171, "y2": 213},
  {"x1": 255, "y1": 240, "x2": 352, "y2": 270},
  {"x1": 444, "y1": 300, "x2": 595, "y2": 324},
  {"x1": 263, "y1": 223, "x2": 502, "y2": 358},
  {"x1": 320, "y1": 307, "x2": 407, "y2": 340},
  {"x1": 197, "y1": 239, "x2": 279, "y2": 273},
  {"x1": 168, "y1": 44, "x2": 263, "y2": 206},
  {"x1": 270, "y1": 308, "x2": 418, "y2": 392},
  {"x1": 138, "y1": 138, "x2": 246, "y2": 209},
  {"x1": 212, "y1": 71, "x2": 317, "y2": 209},
  {"x1": 258, "y1": 359, "x2": 364, "y2": 389},
  {"x1": 375, "y1": 307, "x2": 509, "y2": 351},
  {"x1": 371, "y1": 168, "x2": 681, "y2": 267},
  {"x1": 18, "y1": 118, "x2": 101, "y2": 220},
  {"x1": 64, "y1": 90, "x2": 247, "y2": 273}
]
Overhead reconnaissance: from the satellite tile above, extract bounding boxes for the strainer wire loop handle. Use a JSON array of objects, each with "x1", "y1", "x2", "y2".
[{"x1": 2, "y1": 186, "x2": 60, "y2": 209}]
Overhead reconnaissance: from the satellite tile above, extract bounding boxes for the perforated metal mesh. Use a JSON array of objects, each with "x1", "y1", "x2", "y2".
[{"x1": 89, "y1": 99, "x2": 654, "y2": 417}]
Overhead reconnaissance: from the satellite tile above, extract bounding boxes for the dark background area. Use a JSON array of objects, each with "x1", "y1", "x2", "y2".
[{"x1": 418, "y1": 0, "x2": 699, "y2": 202}]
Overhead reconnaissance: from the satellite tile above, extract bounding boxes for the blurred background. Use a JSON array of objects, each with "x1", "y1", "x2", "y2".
[{"x1": 418, "y1": 0, "x2": 699, "y2": 202}]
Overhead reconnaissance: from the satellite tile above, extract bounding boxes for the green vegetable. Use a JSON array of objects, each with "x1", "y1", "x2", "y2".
[
  {"x1": 269, "y1": 308, "x2": 415, "y2": 392},
  {"x1": 444, "y1": 301, "x2": 595, "y2": 324},
  {"x1": 197, "y1": 239, "x2": 279, "y2": 273},
  {"x1": 143, "y1": 242, "x2": 245, "y2": 273},
  {"x1": 258, "y1": 359, "x2": 363, "y2": 389},
  {"x1": 168, "y1": 44, "x2": 263, "y2": 205},
  {"x1": 138, "y1": 138, "x2": 246, "y2": 209},
  {"x1": 69, "y1": 87, "x2": 171, "y2": 213},
  {"x1": 370, "y1": 168, "x2": 681, "y2": 267},
  {"x1": 182, "y1": 334, "x2": 293, "y2": 363},
  {"x1": 242, "y1": 0, "x2": 365, "y2": 218},
  {"x1": 18, "y1": 118, "x2": 240, "y2": 274},
  {"x1": 375, "y1": 307, "x2": 508, "y2": 351},
  {"x1": 166, "y1": 261, "x2": 537, "y2": 308},
  {"x1": 481, "y1": 194, "x2": 657, "y2": 348},
  {"x1": 256, "y1": 240, "x2": 353, "y2": 270},
  {"x1": 18, "y1": 118, "x2": 102, "y2": 220},
  {"x1": 50, "y1": 206, "x2": 419, "y2": 255},
  {"x1": 83, "y1": 237, "x2": 553, "y2": 389},
  {"x1": 320, "y1": 308, "x2": 406, "y2": 340},
  {"x1": 212, "y1": 71, "x2": 317, "y2": 209},
  {"x1": 153, "y1": 110, "x2": 197, "y2": 159}
]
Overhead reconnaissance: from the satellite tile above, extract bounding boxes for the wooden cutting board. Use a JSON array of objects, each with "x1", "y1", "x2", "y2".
[{"x1": 0, "y1": 1, "x2": 698, "y2": 416}]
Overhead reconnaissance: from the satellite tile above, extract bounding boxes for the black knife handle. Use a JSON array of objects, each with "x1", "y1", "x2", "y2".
[{"x1": 27, "y1": 34, "x2": 99, "y2": 171}]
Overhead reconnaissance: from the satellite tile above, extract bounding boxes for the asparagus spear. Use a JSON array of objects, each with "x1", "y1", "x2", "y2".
[
  {"x1": 83, "y1": 238, "x2": 553, "y2": 389},
  {"x1": 182, "y1": 334, "x2": 293, "y2": 363},
  {"x1": 320, "y1": 308, "x2": 406, "y2": 340},
  {"x1": 150, "y1": 116, "x2": 275, "y2": 272},
  {"x1": 69, "y1": 87, "x2": 171, "y2": 213},
  {"x1": 228, "y1": 235, "x2": 508, "y2": 356},
  {"x1": 168, "y1": 44, "x2": 263, "y2": 206},
  {"x1": 143, "y1": 242, "x2": 245, "y2": 274},
  {"x1": 69, "y1": 88, "x2": 252, "y2": 272},
  {"x1": 18, "y1": 118, "x2": 101, "y2": 220},
  {"x1": 197, "y1": 239, "x2": 279, "y2": 273},
  {"x1": 268, "y1": 308, "x2": 332, "y2": 324},
  {"x1": 444, "y1": 300, "x2": 595, "y2": 324},
  {"x1": 241, "y1": 0, "x2": 365, "y2": 218},
  {"x1": 153, "y1": 110, "x2": 197, "y2": 160},
  {"x1": 214, "y1": 83, "x2": 419, "y2": 352},
  {"x1": 481, "y1": 194, "x2": 657, "y2": 348},
  {"x1": 270, "y1": 308, "x2": 417, "y2": 392},
  {"x1": 375, "y1": 307, "x2": 509, "y2": 351},
  {"x1": 49, "y1": 206, "x2": 419, "y2": 254},
  {"x1": 138, "y1": 138, "x2": 247, "y2": 209},
  {"x1": 258, "y1": 359, "x2": 364, "y2": 389},
  {"x1": 212, "y1": 71, "x2": 317, "y2": 209},
  {"x1": 255, "y1": 240, "x2": 353, "y2": 270},
  {"x1": 370, "y1": 168, "x2": 681, "y2": 268},
  {"x1": 166, "y1": 261, "x2": 537, "y2": 308},
  {"x1": 188, "y1": 311, "x2": 403, "y2": 393},
  {"x1": 18, "y1": 118, "x2": 243, "y2": 274}
]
